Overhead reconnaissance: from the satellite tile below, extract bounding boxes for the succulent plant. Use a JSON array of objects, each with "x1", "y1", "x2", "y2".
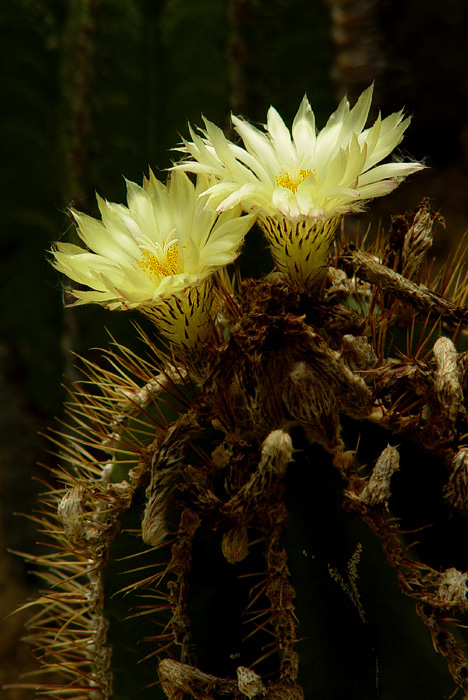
[{"x1": 16, "y1": 90, "x2": 468, "y2": 700}]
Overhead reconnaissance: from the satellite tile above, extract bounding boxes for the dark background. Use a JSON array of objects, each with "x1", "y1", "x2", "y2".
[{"x1": 2, "y1": 0, "x2": 468, "y2": 697}]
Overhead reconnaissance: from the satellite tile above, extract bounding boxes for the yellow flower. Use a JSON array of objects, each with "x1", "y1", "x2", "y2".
[
  {"x1": 175, "y1": 85, "x2": 424, "y2": 287},
  {"x1": 52, "y1": 171, "x2": 255, "y2": 347}
]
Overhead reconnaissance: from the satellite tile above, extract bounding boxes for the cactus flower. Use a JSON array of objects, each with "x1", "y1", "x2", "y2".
[
  {"x1": 175, "y1": 85, "x2": 424, "y2": 287},
  {"x1": 52, "y1": 170, "x2": 255, "y2": 347}
]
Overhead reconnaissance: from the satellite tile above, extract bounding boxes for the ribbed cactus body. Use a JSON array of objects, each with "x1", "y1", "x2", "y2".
[{"x1": 21, "y1": 201, "x2": 468, "y2": 699}]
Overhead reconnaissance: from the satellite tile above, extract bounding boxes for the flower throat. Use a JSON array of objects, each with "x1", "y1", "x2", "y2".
[
  {"x1": 137, "y1": 241, "x2": 180, "y2": 278},
  {"x1": 275, "y1": 169, "x2": 311, "y2": 194}
]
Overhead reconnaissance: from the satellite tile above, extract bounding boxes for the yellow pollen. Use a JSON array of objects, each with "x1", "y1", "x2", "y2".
[
  {"x1": 275, "y1": 168, "x2": 312, "y2": 194},
  {"x1": 137, "y1": 241, "x2": 180, "y2": 277}
]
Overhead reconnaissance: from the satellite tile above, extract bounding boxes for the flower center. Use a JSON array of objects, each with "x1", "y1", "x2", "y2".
[
  {"x1": 275, "y1": 168, "x2": 312, "y2": 194},
  {"x1": 137, "y1": 241, "x2": 180, "y2": 278}
]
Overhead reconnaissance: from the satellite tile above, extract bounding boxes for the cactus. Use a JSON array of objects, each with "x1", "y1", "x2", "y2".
[{"x1": 16, "y1": 89, "x2": 468, "y2": 700}]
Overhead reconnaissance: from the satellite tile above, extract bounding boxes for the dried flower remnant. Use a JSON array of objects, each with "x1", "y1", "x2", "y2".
[
  {"x1": 357, "y1": 444, "x2": 400, "y2": 509},
  {"x1": 176, "y1": 85, "x2": 423, "y2": 288},
  {"x1": 51, "y1": 170, "x2": 255, "y2": 348},
  {"x1": 221, "y1": 525, "x2": 250, "y2": 564},
  {"x1": 433, "y1": 337, "x2": 463, "y2": 439},
  {"x1": 237, "y1": 666, "x2": 265, "y2": 698},
  {"x1": 437, "y1": 568, "x2": 468, "y2": 611},
  {"x1": 385, "y1": 199, "x2": 439, "y2": 281},
  {"x1": 444, "y1": 448, "x2": 468, "y2": 513}
]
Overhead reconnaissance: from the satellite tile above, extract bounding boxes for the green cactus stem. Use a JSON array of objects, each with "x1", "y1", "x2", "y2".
[{"x1": 15, "y1": 200, "x2": 468, "y2": 700}]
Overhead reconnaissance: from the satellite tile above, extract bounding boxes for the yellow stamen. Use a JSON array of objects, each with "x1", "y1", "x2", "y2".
[
  {"x1": 137, "y1": 241, "x2": 180, "y2": 277},
  {"x1": 275, "y1": 168, "x2": 313, "y2": 193}
]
